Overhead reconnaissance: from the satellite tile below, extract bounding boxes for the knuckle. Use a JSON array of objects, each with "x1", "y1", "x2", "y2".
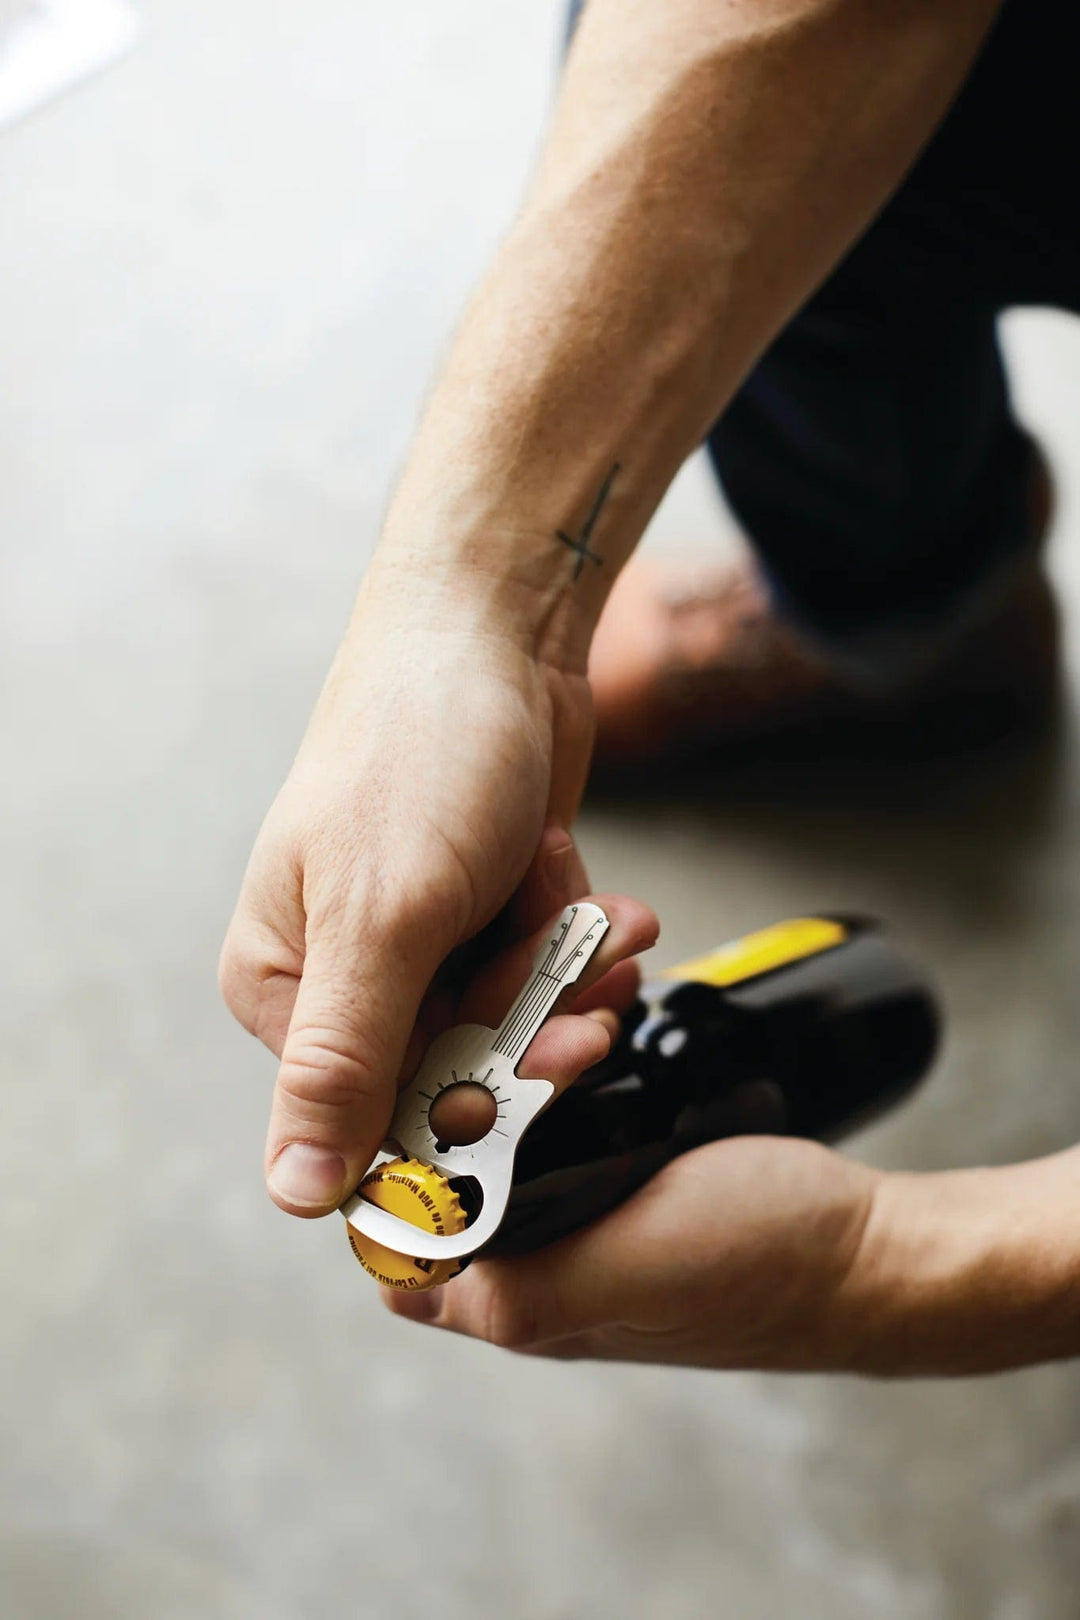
[
  {"x1": 277, "y1": 1025, "x2": 381, "y2": 1112},
  {"x1": 390, "y1": 876, "x2": 461, "y2": 940},
  {"x1": 375, "y1": 850, "x2": 474, "y2": 942},
  {"x1": 299, "y1": 803, "x2": 485, "y2": 963},
  {"x1": 219, "y1": 924, "x2": 301, "y2": 1048},
  {"x1": 476, "y1": 1274, "x2": 540, "y2": 1353},
  {"x1": 218, "y1": 937, "x2": 258, "y2": 1031}
]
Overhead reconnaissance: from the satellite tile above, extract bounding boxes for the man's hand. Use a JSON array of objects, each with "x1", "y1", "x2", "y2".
[
  {"x1": 219, "y1": 571, "x2": 597, "y2": 1216},
  {"x1": 386, "y1": 1134, "x2": 880, "y2": 1371},
  {"x1": 375, "y1": 896, "x2": 1080, "y2": 1378},
  {"x1": 386, "y1": 1132, "x2": 1080, "y2": 1377},
  {"x1": 219, "y1": 0, "x2": 1007, "y2": 1290}
]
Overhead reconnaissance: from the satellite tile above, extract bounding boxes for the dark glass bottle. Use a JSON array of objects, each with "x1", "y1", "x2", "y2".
[{"x1": 477, "y1": 915, "x2": 939, "y2": 1259}]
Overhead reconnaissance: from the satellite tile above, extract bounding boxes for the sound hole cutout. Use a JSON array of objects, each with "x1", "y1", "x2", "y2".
[{"x1": 429, "y1": 1080, "x2": 499, "y2": 1151}]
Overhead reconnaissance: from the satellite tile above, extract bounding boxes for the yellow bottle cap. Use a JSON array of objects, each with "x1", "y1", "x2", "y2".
[{"x1": 346, "y1": 1157, "x2": 468, "y2": 1291}]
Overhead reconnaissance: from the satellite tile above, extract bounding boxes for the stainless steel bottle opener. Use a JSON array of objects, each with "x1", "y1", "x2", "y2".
[{"x1": 340, "y1": 901, "x2": 610, "y2": 1261}]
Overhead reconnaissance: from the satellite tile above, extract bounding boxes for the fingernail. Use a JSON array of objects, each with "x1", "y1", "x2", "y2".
[
  {"x1": 585, "y1": 1007, "x2": 620, "y2": 1041},
  {"x1": 545, "y1": 841, "x2": 573, "y2": 896},
  {"x1": 268, "y1": 1144, "x2": 348, "y2": 1209},
  {"x1": 392, "y1": 1288, "x2": 443, "y2": 1324}
]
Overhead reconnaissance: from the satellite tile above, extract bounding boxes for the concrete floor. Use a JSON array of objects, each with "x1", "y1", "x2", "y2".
[{"x1": 3, "y1": 4, "x2": 1080, "y2": 1617}]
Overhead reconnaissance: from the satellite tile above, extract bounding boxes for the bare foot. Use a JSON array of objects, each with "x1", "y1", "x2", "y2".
[
  {"x1": 589, "y1": 451, "x2": 1058, "y2": 768},
  {"x1": 589, "y1": 554, "x2": 837, "y2": 763}
]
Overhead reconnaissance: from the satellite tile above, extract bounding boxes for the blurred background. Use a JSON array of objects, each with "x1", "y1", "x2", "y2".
[{"x1": 3, "y1": 3, "x2": 1080, "y2": 1617}]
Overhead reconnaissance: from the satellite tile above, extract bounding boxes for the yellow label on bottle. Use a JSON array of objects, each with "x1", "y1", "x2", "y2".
[{"x1": 665, "y1": 917, "x2": 847, "y2": 989}]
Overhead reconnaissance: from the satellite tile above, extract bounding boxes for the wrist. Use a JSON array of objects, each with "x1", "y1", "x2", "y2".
[
  {"x1": 366, "y1": 211, "x2": 717, "y2": 677},
  {"x1": 838, "y1": 1155, "x2": 1080, "y2": 1376},
  {"x1": 366, "y1": 506, "x2": 598, "y2": 675}
]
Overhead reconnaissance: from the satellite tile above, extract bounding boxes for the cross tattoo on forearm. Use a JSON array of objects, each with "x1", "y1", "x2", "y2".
[{"x1": 556, "y1": 463, "x2": 619, "y2": 580}]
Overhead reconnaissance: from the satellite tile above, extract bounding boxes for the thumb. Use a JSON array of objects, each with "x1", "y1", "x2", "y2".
[{"x1": 264, "y1": 924, "x2": 442, "y2": 1216}]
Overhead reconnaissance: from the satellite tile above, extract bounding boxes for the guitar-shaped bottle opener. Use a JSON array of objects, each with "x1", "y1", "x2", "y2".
[{"x1": 341, "y1": 901, "x2": 609, "y2": 1263}]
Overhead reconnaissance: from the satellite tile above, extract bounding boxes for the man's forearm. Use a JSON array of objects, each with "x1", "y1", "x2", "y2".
[
  {"x1": 369, "y1": 0, "x2": 1002, "y2": 670},
  {"x1": 846, "y1": 1149, "x2": 1080, "y2": 1375}
]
